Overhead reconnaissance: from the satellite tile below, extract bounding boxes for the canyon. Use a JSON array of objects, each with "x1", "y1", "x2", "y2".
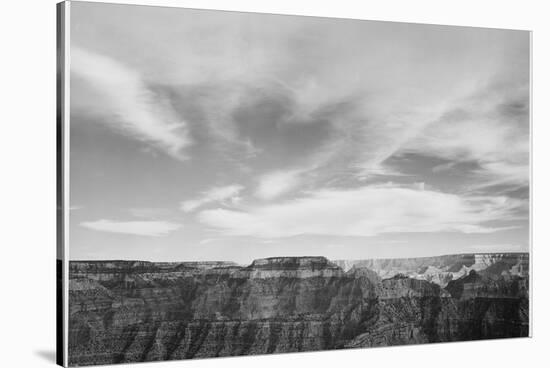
[{"x1": 68, "y1": 253, "x2": 529, "y2": 366}]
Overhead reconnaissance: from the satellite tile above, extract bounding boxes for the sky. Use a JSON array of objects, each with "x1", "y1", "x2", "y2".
[{"x1": 68, "y1": 1, "x2": 530, "y2": 263}]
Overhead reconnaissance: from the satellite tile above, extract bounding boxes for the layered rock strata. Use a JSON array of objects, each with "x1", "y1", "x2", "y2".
[{"x1": 68, "y1": 254, "x2": 529, "y2": 366}]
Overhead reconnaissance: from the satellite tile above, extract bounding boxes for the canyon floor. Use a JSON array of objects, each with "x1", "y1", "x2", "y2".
[{"x1": 67, "y1": 253, "x2": 529, "y2": 366}]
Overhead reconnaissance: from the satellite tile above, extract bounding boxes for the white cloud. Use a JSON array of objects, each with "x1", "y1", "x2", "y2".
[
  {"x1": 255, "y1": 170, "x2": 302, "y2": 200},
  {"x1": 80, "y1": 219, "x2": 181, "y2": 236},
  {"x1": 402, "y1": 83, "x2": 529, "y2": 189},
  {"x1": 72, "y1": 8, "x2": 528, "y2": 182},
  {"x1": 471, "y1": 161, "x2": 529, "y2": 191},
  {"x1": 198, "y1": 185, "x2": 522, "y2": 238},
  {"x1": 71, "y1": 46, "x2": 192, "y2": 160},
  {"x1": 181, "y1": 184, "x2": 244, "y2": 212}
]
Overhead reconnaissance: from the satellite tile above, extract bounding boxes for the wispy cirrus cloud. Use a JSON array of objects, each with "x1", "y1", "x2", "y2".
[
  {"x1": 181, "y1": 184, "x2": 244, "y2": 213},
  {"x1": 198, "y1": 184, "x2": 523, "y2": 238},
  {"x1": 80, "y1": 219, "x2": 181, "y2": 237},
  {"x1": 71, "y1": 46, "x2": 192, "y2": 160},
  {"x1": 69, "y1": 4, "x2": 529, "y2": 260},
  {"x1": 401, "y1": 81, "x2": 529, "y2": 190}
]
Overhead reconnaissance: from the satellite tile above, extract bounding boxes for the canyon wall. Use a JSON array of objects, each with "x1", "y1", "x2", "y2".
[
  {"x1": 68, "y1": 254, "x2": 529, "y2": 366},
  {"x1": 333, "y1": 253, "x2": 529, "y2": 286}
]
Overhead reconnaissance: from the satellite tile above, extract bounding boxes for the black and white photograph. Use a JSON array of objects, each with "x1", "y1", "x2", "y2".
[
  {"x1": 8, "y1": 0, "x2": 550, "y2": 367},
  {"x1": 56, "y1": 1, "x2": 533, "y2": 366}
]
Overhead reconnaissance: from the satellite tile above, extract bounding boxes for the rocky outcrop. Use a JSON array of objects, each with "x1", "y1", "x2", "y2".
[
  {"x1": 245, "y1": 256, "x2": 345, "y2": 279},
  {"x1": 68, "y1": 254, "x2": 529, "y2": 366},
  {"x1": 334, "y1": 253, "x2": 529, "y2": 286}
]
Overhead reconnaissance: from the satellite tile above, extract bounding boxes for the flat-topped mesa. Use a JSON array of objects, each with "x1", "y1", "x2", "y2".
[
  {"x1": 70, "y1": 260, "x2": 238, "y2": 272},
  {"x1": 246, "y1": 256, "x2": 344, "y2": 278},
  {"x1": 71, "y1": 260, "x2": 155, "y2": 270},
  {"x1": 69, "y1": 260, "x2": 241, "y2": 283},
  {"x1": 250, "y1": 256, "x2": 337, "y2": 269}
]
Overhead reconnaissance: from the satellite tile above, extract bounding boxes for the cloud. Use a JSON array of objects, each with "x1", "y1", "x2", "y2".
[
  {"x1": 402, "y1": 81, "x2": 529, "y2": 190},
  {"x1": 255, "y1": 170, "x2": 303, "y2": 200},
  {"x1": 80, "y1": 219, "x2": 181, "y2": 236},
  {"x1": 198, "y1": 185, "x2": 523, "y2": 238},
  {"x1": 72, "y1": 6, "x2": 529, "y2": 184},
  {"x1": 71, "y1": 46, "x2": 192, "y2": 160},
  {"x1": 181, "y1": 184, "x2": 244, "y2": 212}
]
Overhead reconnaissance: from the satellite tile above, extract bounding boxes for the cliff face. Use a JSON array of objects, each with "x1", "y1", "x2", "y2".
[
  {"x1": 68, "y1": 254, "x2": 529, "y2": 366},
  {"x1": 333, "y1": 253, "x2": 529, "y2": 286}
]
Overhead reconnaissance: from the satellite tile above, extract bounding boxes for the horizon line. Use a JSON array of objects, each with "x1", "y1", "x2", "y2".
[{"x1": 68, "y1": 250, "x2": 529, "y2": 265}]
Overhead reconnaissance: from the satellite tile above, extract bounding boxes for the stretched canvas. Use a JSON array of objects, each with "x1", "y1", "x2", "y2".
[{"x1": 56, "y1": 1, "x2": 531, "y2": 366}]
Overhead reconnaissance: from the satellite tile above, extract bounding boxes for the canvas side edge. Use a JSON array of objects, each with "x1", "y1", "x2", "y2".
[
  {"x1": 56, "y1": 1, "x2": 71, "y2": 366},
  {"x1": 528, "y1": 29, "x2": 533, "y2": 339}
]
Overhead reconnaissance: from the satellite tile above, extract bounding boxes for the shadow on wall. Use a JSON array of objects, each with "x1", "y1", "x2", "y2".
[{"x1": 34, "y1": 350, "x2": 56, "y2": 363}]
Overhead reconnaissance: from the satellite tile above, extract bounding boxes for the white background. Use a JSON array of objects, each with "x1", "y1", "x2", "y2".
[{"x1": 1, "y1": 0, "x2": 548, "y2": 367}]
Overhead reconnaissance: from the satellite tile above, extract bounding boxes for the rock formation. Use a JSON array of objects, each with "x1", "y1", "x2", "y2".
[
  {"x1": 333, "y1": 253, "x2": 529, "y2": 286},
  {"x1": 68, "y1": 254, "x2": 529, "y2": 366}
]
